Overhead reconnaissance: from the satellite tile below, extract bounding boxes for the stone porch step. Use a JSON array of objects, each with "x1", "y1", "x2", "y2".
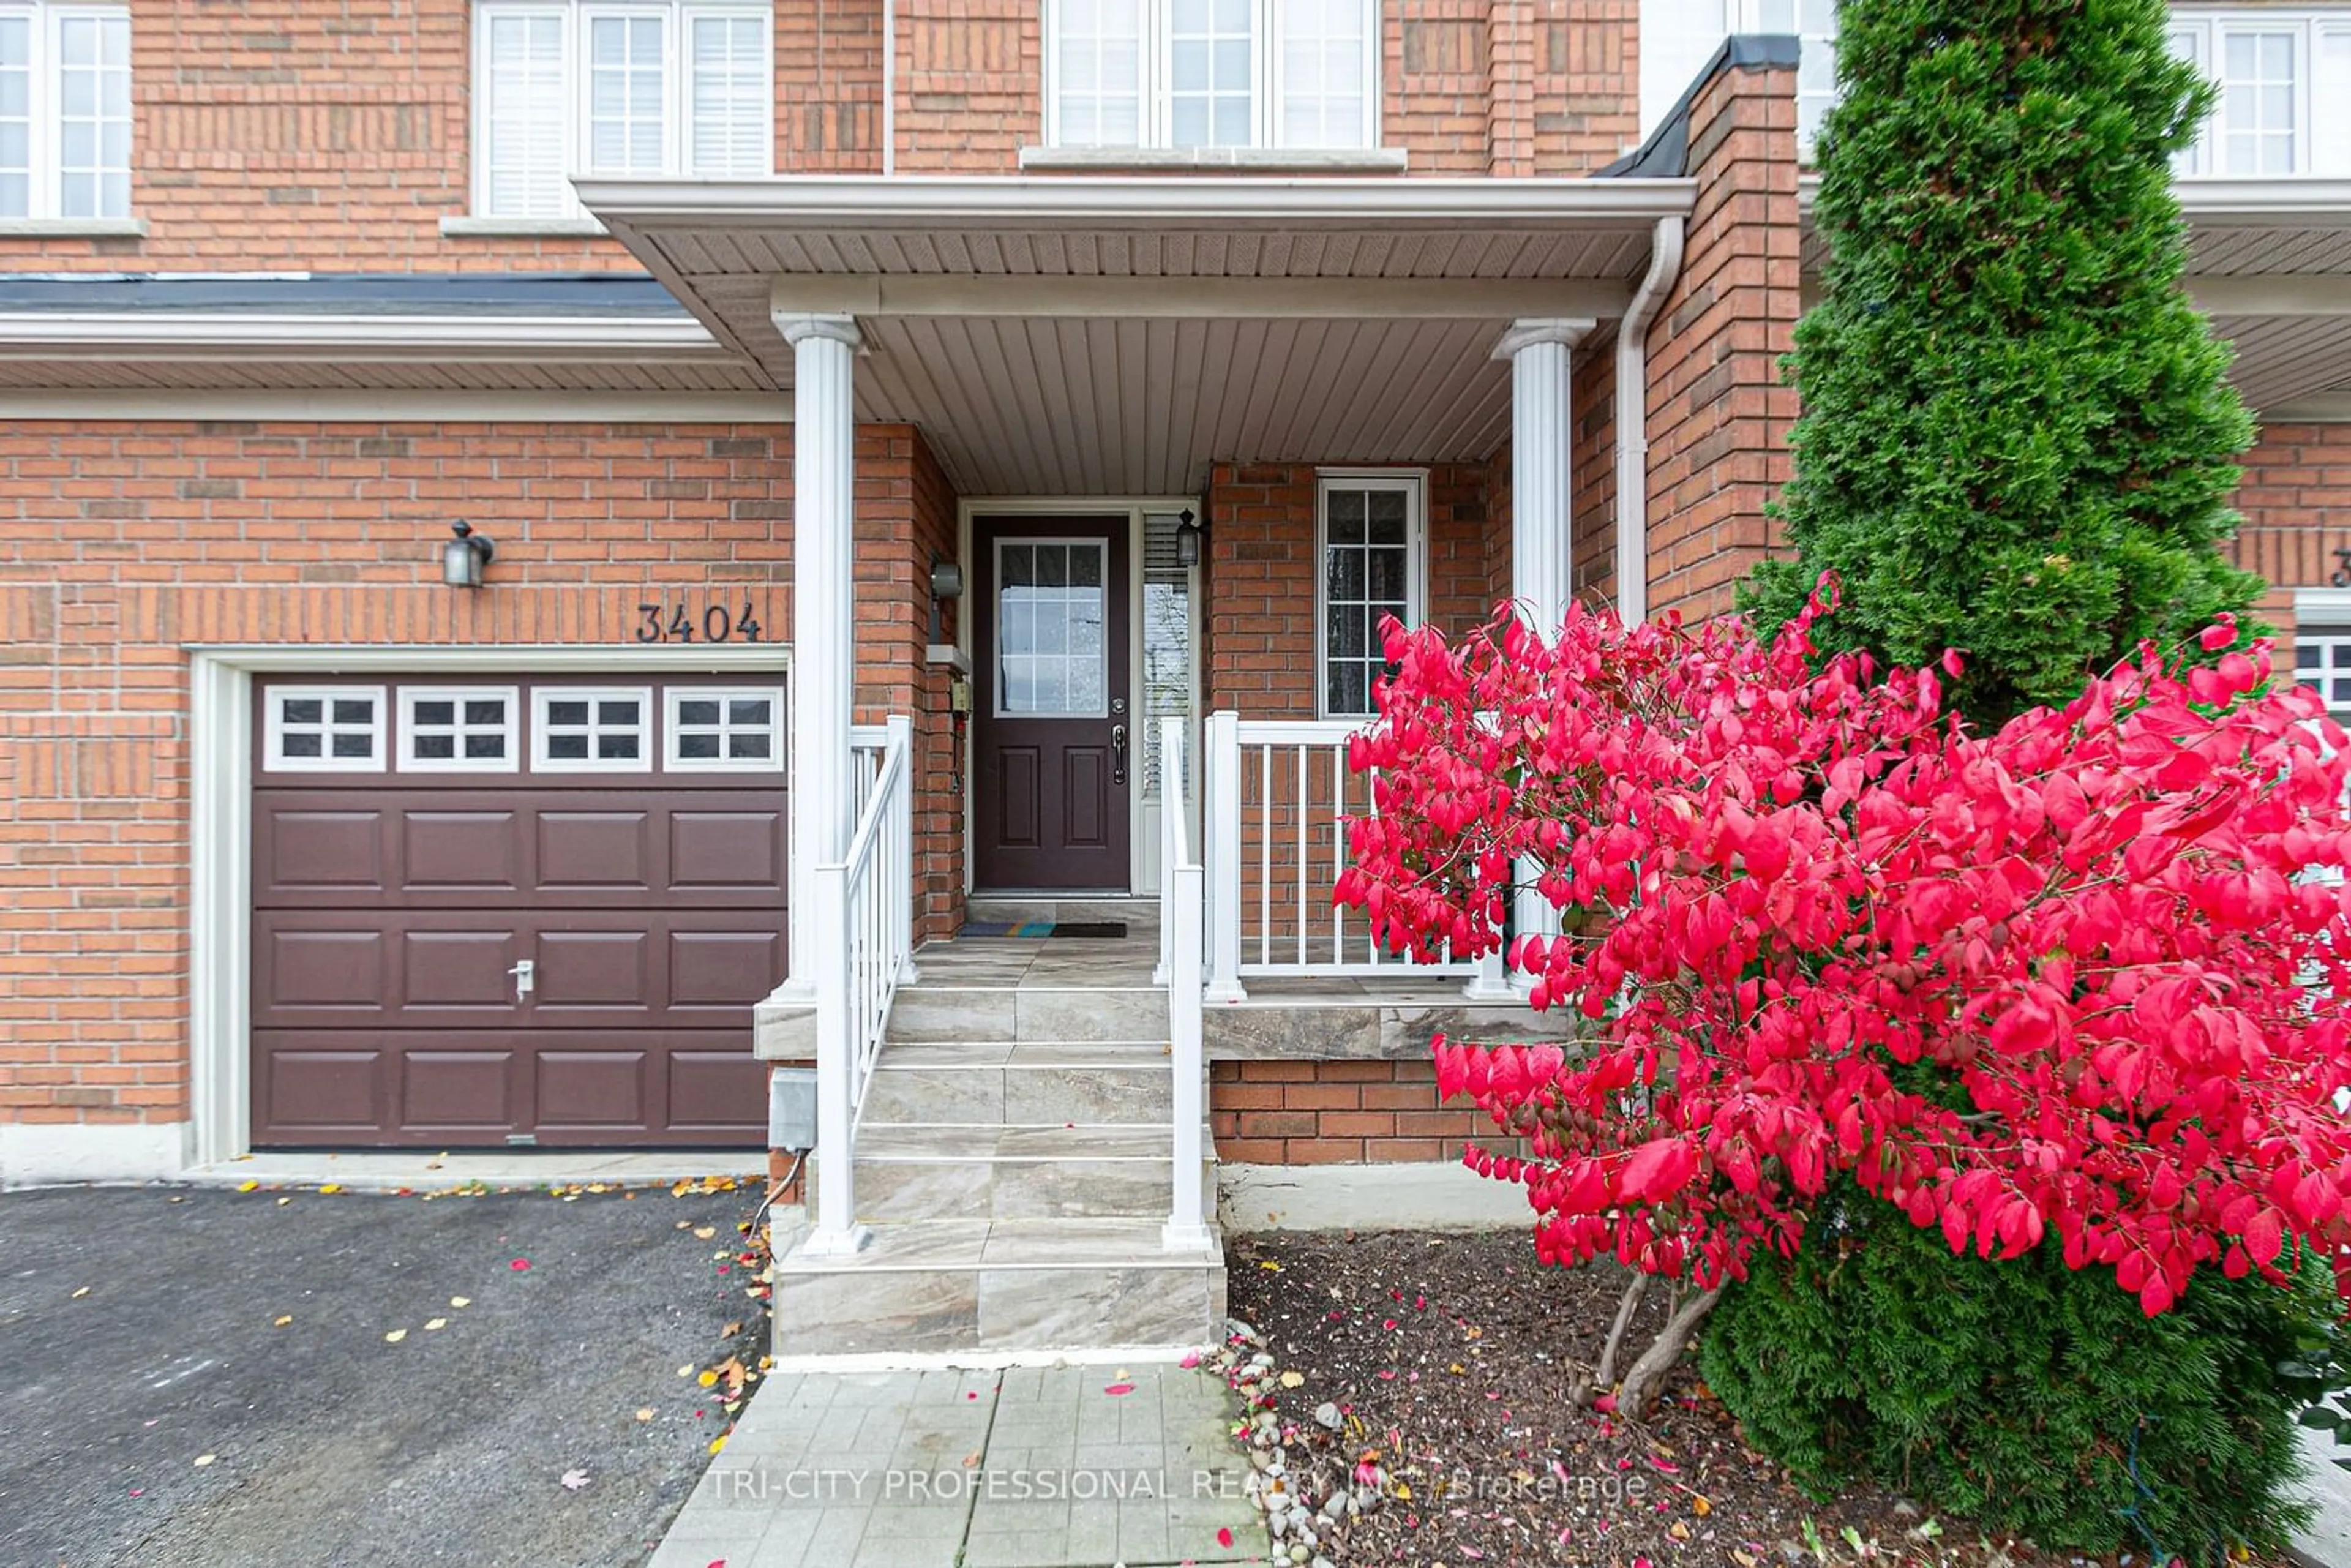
[
  {"x1": 887, "y1": 984, "x2": 1169, "y2": 1044},
  {"x1": 863, "y1": 1040, "x2": 1176, "y2": 1125},
  {"x1": 773, "y1": 1217, "x2": 1224, "y2": 1356},
  {"x1": 965, "y1": 895, "x2": 1161, "y2": 935},
  {"x1": 816, "y1": 1122, "x2": 1210, "y2": 1222}
]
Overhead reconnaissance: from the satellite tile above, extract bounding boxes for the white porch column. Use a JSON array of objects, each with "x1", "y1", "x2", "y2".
[
  {"x1": 781, "y1": 312, "x2": 868, "y2": 1256},
  {"x1": 1486, "y1": 317, "x2": 1594, "y2": 997}
]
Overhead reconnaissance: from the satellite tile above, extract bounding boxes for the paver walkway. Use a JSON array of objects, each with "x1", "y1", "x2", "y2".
[{"x1": 648, "y1": 1363, "x2": 1265, "y2": 1568}]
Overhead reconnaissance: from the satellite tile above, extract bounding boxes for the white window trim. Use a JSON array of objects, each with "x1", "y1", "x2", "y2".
[
  {"x1": 531, "y1": 685, "x2": 654, "y2": 771},
  {"x1": 663, "y1": 684, "x2": 786, "y2": 771},
  {"x1": 2167, "y1": 9, "x2": 2350, "y2": 178},
  {"x1": 991, "y1": 535, "x2": 1114, "y2": 720},
  {"x1": 469, "y1": 0, "x2": 774, "y2": 223},
  {"x1": 264, "y1": 685, "x2": 388, "y2": 773},
  {"x1": 397, "y1": 685, "x2": 522, "y2": 774},
  {"x1": 0, "y1": 1, "x2": 133, "y2": 223},
  {"x1": 1313, "y1": 468, "x2": 1426, "y2": 722},
  {"x1": 1041, "y1": 0, "x2": 1381, "y2": 152}
]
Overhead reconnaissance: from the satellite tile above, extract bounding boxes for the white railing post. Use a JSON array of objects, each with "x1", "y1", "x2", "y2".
[
  {"x1": 803, "y1": 858, "x2": 870, "y2": 1256},
  {"x1": 1160, "y1": 716, "x2": 1213, "y2": 1251},
  {"x1": 1204, "y1": 710, "x2": 1247, "y2": 1002},
  {"x1": 887, "y1": 714, "x2": 918, "y2": 985}
]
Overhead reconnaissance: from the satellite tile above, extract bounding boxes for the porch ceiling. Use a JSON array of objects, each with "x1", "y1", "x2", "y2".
[{"x1": 579, "y1": 175, "x2": 1687, "y2": 494}]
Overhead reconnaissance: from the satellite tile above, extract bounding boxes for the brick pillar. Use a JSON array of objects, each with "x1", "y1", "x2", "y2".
[
  {"x1": 1641, "y1": 54, "x2": 1802, "y2": 620},
  {"x1": 1485, "y1": 0, "x2": 1536, "y2": 176}
]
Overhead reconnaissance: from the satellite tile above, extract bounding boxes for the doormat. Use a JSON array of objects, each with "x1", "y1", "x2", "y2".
[{"x1": 961, "y1": 920, "x2": 1129, "y2": 939}]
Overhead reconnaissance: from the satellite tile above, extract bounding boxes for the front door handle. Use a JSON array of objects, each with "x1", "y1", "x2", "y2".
[
  {"x1": 507, "y1": 958, "x2": 536, "y2": 1001},
  {"x1": 1109, "y1": 723, "x2": 1128, "y2": 787}
]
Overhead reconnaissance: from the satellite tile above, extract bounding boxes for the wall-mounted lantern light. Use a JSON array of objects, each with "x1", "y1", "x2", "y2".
[
  {"x1": 1175, "y1": 507, "x2": 1204, "y2": 568},
  {"x1": 443, "y1": 520, "x2": 495, "y2": 588},
  {"x1": 928, "y1": 558, "x2": 965, "y2": 643}
]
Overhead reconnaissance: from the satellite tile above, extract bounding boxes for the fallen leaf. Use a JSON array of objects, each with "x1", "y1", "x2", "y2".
[
  {"x1": 424, "y1": 1318, "x2": 448, "y2": 1331},
  {"x1": 318, "y1": 1184, "x2": 342, "y2": 1195},
  {"x1": 449, "y1": 1296, "x2": 471, "y2": 1308},
  {"x1": 698, "y1": 1370, "x2": 719, "y2": 1388},
  {"x1": 277, "y1": 1197, "x2": 291, "y2": 1206},
  {"x1": 272, "y1": 1315, "x2": 293, "y2": 1328},
  {"x1": 384, "y1": 1329, "x2": 408, "y2": 1344},
  {"x1": 70, "y1": 1286, "x2": 89, "y2": 1299},
  {"x1": 1103, "y1": 1382, "x2": 1135, "y2": 1397},
  {"x1": 236, "y1": 1180, "x2": 259, "y2": 1193},
  {"x1": 193, "y1": 1454, "x2": 216, "y2": 1468},
  {"x1": 1278, "y1": 1371, "x2": 1305, "y2": 1389},
  {"x1": 677, "y1": 1364, "x2": 696, "y2": 1378},
  {"x1": 694, "y1": 1226, "x2": 717, "y2": 1240},
  {"x1": 961, "y1": 1450, "x2": 981, "y2": 1469},
  {"x1": 1693, "y1": 1495, "x2": 1712, "y2": 1516},
  {"x1": 1258, "y1": 1261, "x2": 1282, "y2": 1271},
  {"x1": 508, "y1": 1258, "x2": 531, "y2": 1272},
  {"x1": 1179, "y1": 1351, "x2": 1201, "y2": 1369},
  {"x1": 560, "y1": 1468, "x2": 589, "y2": 1491},
  {"x1": 720, "y1": 1321, "x2": 742, "y2": 1338},
  {"x1": 707, "y1": 1433, "x2": 728, "y2": 1455},
  {"x1": 1216, "y1": 1528, "x2": 1234, "y2": 1548},
  {"x1": 636, "y1": 1408, "x2": 656, "y2": 1423}
]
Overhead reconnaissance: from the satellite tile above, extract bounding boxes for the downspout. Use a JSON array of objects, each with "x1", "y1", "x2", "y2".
[
  {"x1": 1614, "y1": 213, "x2": 1684, "y2": 625},
  {"x1": 880, "y1": 0, "x2": 896, "y2": 176}
]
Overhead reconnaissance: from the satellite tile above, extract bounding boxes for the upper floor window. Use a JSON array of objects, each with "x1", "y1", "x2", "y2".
[
  {"x1": 1639, "y1": 0, "x2": 1837, "y2": 155},
  {"x1": 0, "y1": 2, "x2": 130, "y2": 221},
  {"x1": 1046, "y1": 0, "x2": 1378, "y2": 150},
  {"x1": 2170, "y1": 9, "x2": 2351, "y2": 177},
  {"x1": 473, "y1": 0, "x2": 771, "y2": 222}
]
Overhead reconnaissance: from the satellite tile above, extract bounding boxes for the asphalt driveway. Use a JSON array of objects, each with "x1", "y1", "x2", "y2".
[{"x1": 0, "y1": 1179, "x2": 767, "y2": 1568}]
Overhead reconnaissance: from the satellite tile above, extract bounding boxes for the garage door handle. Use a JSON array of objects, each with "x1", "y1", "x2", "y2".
[{"x1": 507, "y1": 958, "x2": 536, "y2": 1000}]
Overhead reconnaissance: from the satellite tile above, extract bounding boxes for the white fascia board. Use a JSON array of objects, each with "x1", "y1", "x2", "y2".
[
  {"x1": 1799, "y1": 171, "x2": 2351, "y2": 228},
  {"x1": 2267, "y1": 391, "x2": 2351, "y2": 421},
  {"x1": 0, "y1": 389, "x2": 792, "y2": 422},
  {"x1": 768, "y1": 272, "x2": 1638, "y2": 320},
  {"x1": 580, "y1": 173, "x2": 1699, "y2": 234},
  {"x1": 0, "y1": 312, "x2": 732, "y2": 361}
]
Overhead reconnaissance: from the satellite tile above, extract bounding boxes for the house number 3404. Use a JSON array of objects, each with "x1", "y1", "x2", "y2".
[{"x1": 635, "y1": 601, "x2": 766, "y2": 643}]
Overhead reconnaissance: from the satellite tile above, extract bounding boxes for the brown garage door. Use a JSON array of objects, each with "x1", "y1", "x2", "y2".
[{"x1": 250, "y1": 675, "x2": 787, "y2": 1149}]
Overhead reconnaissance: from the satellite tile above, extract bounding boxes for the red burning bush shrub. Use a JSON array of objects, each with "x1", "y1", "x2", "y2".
[{"x1": 1338, "y1": 579, "x2": 2351, "y2": 1348}]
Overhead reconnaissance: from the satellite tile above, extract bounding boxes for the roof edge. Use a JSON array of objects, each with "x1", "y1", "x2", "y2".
[{"x1": 1598, "y1": 33, "x2": 1802, "y2": 180}]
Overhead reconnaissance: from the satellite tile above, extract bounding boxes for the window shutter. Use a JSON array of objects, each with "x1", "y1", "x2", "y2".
[
  {"x1": 687, "y1": 10, "x2": 768, "y2": 176},
  {"x1": 1637, "y1": 0, "x2": 1730, "y2": 141},
  {"x1": 1277, "y1": 0, "x2": 1369, "y2": 148},
  {"x1": 482, "y1": 10, "x2": 571, "y2": 219},
  {"x1": 0, "y1": 15, "x2": 31, "y2": 219}
]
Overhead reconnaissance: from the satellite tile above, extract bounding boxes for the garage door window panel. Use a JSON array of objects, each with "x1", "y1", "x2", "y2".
[
  {"x1": 400, "y1": 686, "x2": 519, "y2": 773},
  {"x1": 266, "y1": 685, "x2": 387, "y2": 773},
  {"x1": 666, "y1": 686, "x2": 784, "y2": 770},
  {"x1": 534, "y1": 686, "x2": 653, "y2": 770}
]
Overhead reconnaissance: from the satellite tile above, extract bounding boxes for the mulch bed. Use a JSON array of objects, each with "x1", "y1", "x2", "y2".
[{"x1": 1218, "y1": 1228, "x2": 2293, "y2": 1568}]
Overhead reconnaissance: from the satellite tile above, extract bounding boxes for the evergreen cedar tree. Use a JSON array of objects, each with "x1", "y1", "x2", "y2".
[{"x1": 1739, "y1": 0, "x2": 2265, "y2": 726}]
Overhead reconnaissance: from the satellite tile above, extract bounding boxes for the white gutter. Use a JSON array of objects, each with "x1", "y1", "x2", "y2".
[
  {"x1": 578, "y1": 173, "x2": 1699, "y2": 233},
  {"x1": 1799, "y1": 171, "x2": 2351, "y2": 226},
  {"x1": 0, "y1": 312, "x2": 731, "y2": 361},
  {"x1": 1614, "y1": 214, "x2": 1685, "y2": 626}
]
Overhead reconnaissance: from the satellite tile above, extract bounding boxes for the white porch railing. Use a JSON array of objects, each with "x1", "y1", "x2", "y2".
[
  {"x1": 805, "y1": 713, "x2": 917, "y2": 1255},
  {"x1": 1201, "y1": 712, "x2": 1488, "y2": 1000},
  {"x1": 1157, "y1": 716, "x2": 1213, "y2": 1252}
]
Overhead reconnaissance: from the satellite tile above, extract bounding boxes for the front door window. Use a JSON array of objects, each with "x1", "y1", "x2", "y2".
[{"x1": 996, "y1": 540, "x2": 1109, "y2": 717}]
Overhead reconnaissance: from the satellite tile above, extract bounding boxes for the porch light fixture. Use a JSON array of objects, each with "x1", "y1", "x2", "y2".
[
  {"x1": 1175, "y1": 508, "x2": 1204, "y2": 568},
  {"x1": 443, "y1": 520, "x2": 495, "y2": 588}
]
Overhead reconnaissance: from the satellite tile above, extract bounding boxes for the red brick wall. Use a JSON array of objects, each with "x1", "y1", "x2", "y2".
[
  {"x1": 2233, "y1": 422, "x2": 2351, "y2": 643},
  {"x1": 1641, "y1": 59, "x2": 1802, "y2": 621},
  {"x1": 0, "y1": 0, "x2": 1657, "y2": 270},
  {"x1": 1203, "y1": 461, "x2": 1493, "y2": 717},
  {"x1": 1210, "y1": 1059, "x2": 1501, "y2": 1164},
  {"x1": 0, "y1": 418, "x2": 959, "y2": 1131},
  {"x1": 1572, "y1": 344, "x2": 1619, "y2": 612}
]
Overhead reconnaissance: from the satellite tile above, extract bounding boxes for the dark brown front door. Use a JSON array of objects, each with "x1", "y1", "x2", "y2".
[
  {"x1": 249, "y1": 675, "x2": 784, "y2": 1149},
  {"x1": 973, "y1": 517, "x2": 1132, "y2": 890}
]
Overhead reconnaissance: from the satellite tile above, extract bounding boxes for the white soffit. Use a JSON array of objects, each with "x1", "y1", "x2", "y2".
[
  {"x1": 577, "y1": 174, "x2": 1685, "y2": 492},
  {"x1": 856, "y1": 315, "x2": 1518, "y2": 496}
]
